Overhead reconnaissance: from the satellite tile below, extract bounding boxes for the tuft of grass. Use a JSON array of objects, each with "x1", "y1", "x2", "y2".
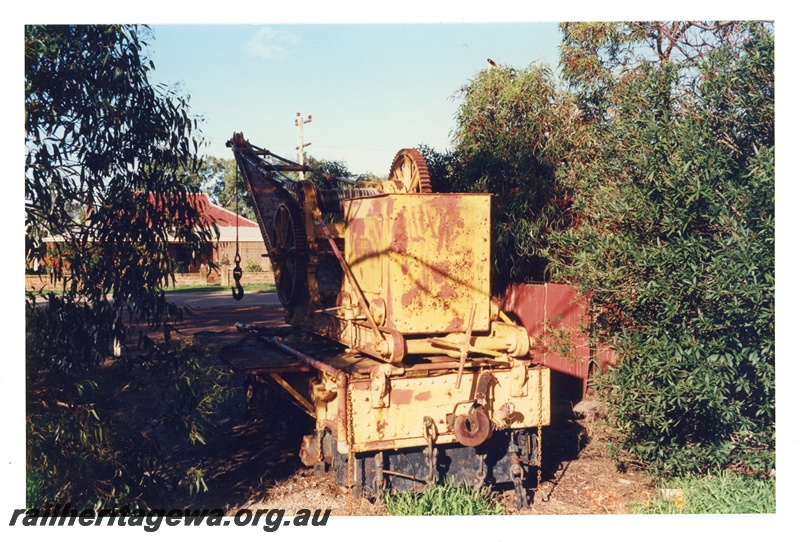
[
  {"x1": 384, "y1": 482, "x2": 505, "y2": 516},
  {"x1": 632, "y1": 471, "x2": 775, "y2": 514}
]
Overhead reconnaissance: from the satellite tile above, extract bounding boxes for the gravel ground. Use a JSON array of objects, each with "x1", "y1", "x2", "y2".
[{"x1": 140, "y1": 301, "x2": 653, "y2": 515}]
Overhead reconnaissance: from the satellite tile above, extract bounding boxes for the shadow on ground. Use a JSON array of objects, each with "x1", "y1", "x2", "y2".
[{"x1": 139, "y1": 304, "x2": 649, "y2": 514}]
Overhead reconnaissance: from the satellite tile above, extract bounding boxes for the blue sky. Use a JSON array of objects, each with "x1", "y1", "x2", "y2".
[{"x1": 147, "y1": 23, "x2": 563, "y2": 175}]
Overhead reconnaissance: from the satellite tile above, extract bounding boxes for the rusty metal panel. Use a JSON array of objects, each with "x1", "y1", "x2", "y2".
[
  {"x1": 345, "y1": 215, "x2": 384, "y2": 294},
  {"x1": 348, "y1": 367, "x2": 550, "y2": 453},
  {"x1": 345, "y1": 193, "x2": 492, "y2": 335},
  {"x1": 503, "y1": 283, "x2": 610, "y2": 392}
]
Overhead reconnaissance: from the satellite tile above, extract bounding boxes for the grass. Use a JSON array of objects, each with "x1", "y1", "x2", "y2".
[
  {"x1": 631, "y1": 471, "x2": 776, "y2": 514},
  {"x1": 166, "y1": 283, "x2": 276, "y2": 293},
  {"x1": 384, "y1": 482, "x2": 505, "y2": 516},
  {"x1": 26, "y1": 283, "x2": 277, "y2": 296}
]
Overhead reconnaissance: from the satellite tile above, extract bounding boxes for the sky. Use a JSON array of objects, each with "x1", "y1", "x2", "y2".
[{"x1": 146, "y1": 23, "x2": 563, "y2": 175}]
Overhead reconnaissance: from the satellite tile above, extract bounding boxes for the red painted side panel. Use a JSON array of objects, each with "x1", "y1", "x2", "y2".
[{"x1": 502, "y1": 283, "x2": 616, "y2": 397}]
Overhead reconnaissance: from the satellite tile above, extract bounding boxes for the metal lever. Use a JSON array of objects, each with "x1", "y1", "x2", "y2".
[{"x1": 455, "y1": 303, "x2": 477, "y2": 389}]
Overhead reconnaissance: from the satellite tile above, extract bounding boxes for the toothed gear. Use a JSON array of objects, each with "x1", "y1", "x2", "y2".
[
  {"x1": 388, "y1": 148, "x2": 432, "y2": 193},
  {"x1": 271, "y1": 203, "x2": 307, "y2": 307}
]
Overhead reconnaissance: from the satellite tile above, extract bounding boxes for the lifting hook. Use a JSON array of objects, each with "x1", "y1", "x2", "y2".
[{"x1": 232, "y1": 254, "x2": 244, "y2": 301}]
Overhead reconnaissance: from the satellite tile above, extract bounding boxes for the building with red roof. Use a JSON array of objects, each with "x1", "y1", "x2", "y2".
[
  {"x1": 161, "y1": 193, "x2": 268, "y2": 274},
  {"x1": 193, "y1": 194, "x2": 268, "y2": 272},
  {"x1": 37, "y1": 193, "x2": 269, "y2": 277}
]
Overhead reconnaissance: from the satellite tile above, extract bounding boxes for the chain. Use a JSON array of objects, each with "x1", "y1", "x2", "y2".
[
  {"x1": 475, "y1": 452, "x2": 488, "y2": 489},
  {"x1": 538, "y1": 284, "x2": 547, "y2": 496},
  {"x1": 230, "y1": 167, "x2": 244, "y2": 300},
  {"x1": 316, "y1": 422, "x2": 325, "y2": 466},
  {"x1": 373, "y1": 452, "x2": 385, "y2": 499},
  {"x1": 423, "y1": 417, "x2": 438, "y2": 487},
  {"x1": 346, "y1": 376, "x2": 356, "y2": 506},
  {"x1": 509, "y1": 450, "x2": 529, "y2": 510},
  {"x1": 537, "y1": 366, "x2": 544, "y2": 498},
  {"x1": 234, "y1": 165, "x2": 240, "y2": 243}
]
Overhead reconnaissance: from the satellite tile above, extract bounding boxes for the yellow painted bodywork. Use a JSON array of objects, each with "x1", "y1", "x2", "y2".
[
  {"x1": 277, "y1": 189, "x2": 551, "y2": 455},
  {"x1": 230, "y1": 135, "x2": 554, "y2": 461},
  {"x1": 317, "y1": 366, "x2": 551, "y2": 454},
  {"x1": 344, "y1": 193, "x2": 492, "y2": 334}
]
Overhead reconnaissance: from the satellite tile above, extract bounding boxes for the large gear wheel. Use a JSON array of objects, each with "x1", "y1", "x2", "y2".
[
  {"x1": 271, "y1": 203, "x2": 307, "y2": 307},
  {"x1": 388, "y1": 148, "x2": 432, "y2": 193}
]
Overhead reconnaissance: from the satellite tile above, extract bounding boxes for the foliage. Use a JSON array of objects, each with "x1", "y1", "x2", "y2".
[
  {"x1": 437, "y1": 63, "x2": 591, "y2": 287},
  {"x1": 304, "y1": 155, "x2": 355, "y2": 189},
  {"x1": 26, "y1": 370, "x2": 157, "y2": 508},
  {"x1": 559, "y1": 21, "x2": 760, "y2": 121},
  {"x1": 26, "y1": 24, "x2": 212, "y2": 367},
  {"x1": 184, "y1": 464, "x2": 210, "y2": 497},
  {"x1": 551, "y1": 22, "x2": 774, "y2": 476},
  {"x1": 26, "y1": 333, "x2": 233, "y2": 508},
  {"x1": 204, "y1": 156, "x2": 256, "y2": 221},
  {"x1": 244, "y1": 260, "x2": 263, "y2": 273},
  {"x1": 24, "y1": 24, "x2": 225, "y2": 508},
  {"x1": 153, "y1": 343, "x2": 235, "y2": 448},
  {"x1": 384, "y1": 482, "x2": 505, "y2": 515},
  {"x1": 631, "y1": 472, "x2": 775, "y2": 514},
  {"x1": 432, "y1": 21, "x2": 774, "y2": 476}
]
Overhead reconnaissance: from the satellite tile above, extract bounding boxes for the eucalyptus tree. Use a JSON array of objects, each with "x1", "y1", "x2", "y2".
[
  {"x1": 25, "y1": 25, "x2": 218, "y2": 507},
  {"x1": 444, "y1": 63, "x2": 588, "y2": 288},
  {"x1": 554, "y1": 22, "x2": 775, "y2": 475},
  {"x1": 26, "y1": 24, "x2": 212, "y2": 370}
]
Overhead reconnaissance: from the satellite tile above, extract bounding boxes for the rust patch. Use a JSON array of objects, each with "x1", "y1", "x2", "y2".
[
  {"x1": 401, "y1": 288, "x2": 420, "y2": 307},
  {"x1": 414, "y1": 391, "x2": 432, "y2": 401},
  {"x1": 392, "y1": 208, "x2": 409, "y2": 253},
  {"x1": 349, "y1": 216, "x2": 366, "y2": 237},
  {"x1": 426, "y1": 197, "x2": 466, "y2": 253},
  {"x1": 430, "y1": 260, "x2": 449, "y2": 285},
  {"x1": 448, "y1": 317, "x2": 464, "y2": 330},
  {"x1": 391, "y1": 388, "x2": 414, "y2": 405},
  {"x1": 362, "y1": 439, "x2": 398, "y2": 451}
]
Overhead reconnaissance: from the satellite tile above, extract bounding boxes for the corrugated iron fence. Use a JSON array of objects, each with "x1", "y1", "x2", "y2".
[{"x1": 503, "y1": 283, "x2": 616, "y2": 399}]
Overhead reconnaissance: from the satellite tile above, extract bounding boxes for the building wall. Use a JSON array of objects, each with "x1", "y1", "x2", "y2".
[
  {"x1": 220, "y1": 269, "x2": 275, "y2": 287},
  {"x1": 216, "y1": 241, "x2": 271, "y2": 272}
]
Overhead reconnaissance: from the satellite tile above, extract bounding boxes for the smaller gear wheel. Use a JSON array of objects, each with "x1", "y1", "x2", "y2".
[{"x1": 388, "y1": 148, "x2": 432, "y2": 193}]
